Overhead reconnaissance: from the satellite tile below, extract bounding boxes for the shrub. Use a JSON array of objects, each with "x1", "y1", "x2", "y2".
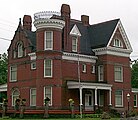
[{"x1": 101, "y1": 112, "x2": 111, "y2": 119}]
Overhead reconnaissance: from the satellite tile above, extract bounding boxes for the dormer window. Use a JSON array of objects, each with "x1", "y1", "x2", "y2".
[
  {"x1": 17, "y1": 42, "x2": 23, "y2": 58},
  {"x1": 113, "y1": 39, "x2": 123, "y2": 48},
  {"x1": 72, "y1": 36, "x2": 78, "y2": 52}
]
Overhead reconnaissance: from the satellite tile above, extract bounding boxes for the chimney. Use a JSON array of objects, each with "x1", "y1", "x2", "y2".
[
  {"x1": 81, "y1": 15, "x2": 89, "y2": 26},
  {"x1": 61, "y1": 4, "x2": 71, "y2": 18},
  {"x1": 23, "y1": 15, "x2": 32, "y2": 31}
]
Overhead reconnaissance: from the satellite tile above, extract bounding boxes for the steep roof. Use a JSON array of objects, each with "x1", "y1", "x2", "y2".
[
  {"x1": 89, "y1": 19, "x2": 119, "y2": 49},
  {"x1": 70, "y1": 19, "x2": 119, "y2": 54},
  {"x1": 25, "y1": 30, "x2": 36, "y2": 51}
]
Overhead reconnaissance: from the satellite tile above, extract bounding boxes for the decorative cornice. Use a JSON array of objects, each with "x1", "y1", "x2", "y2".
[
  {"x1": 28, "y1": 52, "x2": 36, "y2": 60},
  {"x1": 93, "y1": 46, "x2": 131, "y2": 57},
  {"x1": 67, "y1": 81, "x2": 112, "y2": 90},
  {"x1": 34, "y1": 19, "x2": 65, "y2": 30},
  {"x1": 62, "y1": 52, "x2": 97, "y2": 63}
]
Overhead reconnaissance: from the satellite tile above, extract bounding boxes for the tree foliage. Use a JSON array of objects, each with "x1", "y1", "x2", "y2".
[
  {"x1": 0, "y1": 53, "x2": 8, "y2": 84},
  {"x1": 131, "y1": 61, "x2": 138, "y2": 88}
]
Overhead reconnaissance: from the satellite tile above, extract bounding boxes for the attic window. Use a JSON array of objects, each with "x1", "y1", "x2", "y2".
[
  {"x1": 113, "y1": 39, "x2": 123, "y2": 48},
  {"x1": 17, "y1": 42, "x2": 23, "y2": 58}
]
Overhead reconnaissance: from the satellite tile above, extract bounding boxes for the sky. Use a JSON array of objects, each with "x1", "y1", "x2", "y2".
[{"x1": 0, "y1": 0, "x2": 138, "y2": 60}]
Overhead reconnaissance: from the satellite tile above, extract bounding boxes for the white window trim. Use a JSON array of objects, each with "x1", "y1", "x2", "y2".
[
  {"x1": 72, "y1": 36, "x2": 78, "y2": 52},
  {"x1": 44, "y1": 86, "x2": 52, "y2": 106},
  {"x1": 44, "y1": 31, "x2": 53, "y2": 50},
  {"x1": 114, "y1": 66, "x2": 123, "y2": 82},
  {"x1": 30, "y1": 88, "x2": 36, "y2": 106},
  {"x1": 134, "y1": 94, "x2": 137, "y2": 107},
  {"x1": 98, "y1": 65, "x2": 104, "y2": 81},
  {"x1": 82, "y1": 64, "x2": 86, "y2": 73},
  {"x1": 31, "y1": 62, "x2": 36, "y2": 70},
  {"x1": 44, "y1": 59, "x2": 53, "y2": 78},
  {"x1": 115, "y1": 90, "x2": 123, "y2": 107},
  {"x1": 91, "y1": 65, "x2": 95, "y2": 74},
  {"x1": 17, "y1": 42, "x2": 23, "y2": 58},
  {"x1": 113, "y1": 39, "x2": 123, "y2": 48},
  {"x1": 12, "y1": 90, "x2": 20, "y2": 106},
  {"x1": 10, "y1": 66, "x2": 17, "y2": 82}
]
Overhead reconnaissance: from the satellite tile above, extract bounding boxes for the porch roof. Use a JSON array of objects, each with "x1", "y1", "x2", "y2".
[{"x1": 67, "y1": 81, "x2": 112, "y2": 90}]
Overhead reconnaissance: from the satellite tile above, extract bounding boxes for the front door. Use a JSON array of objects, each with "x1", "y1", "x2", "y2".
[{"x1": 85, "y1": 92, "x2": 94, "y2": 111}]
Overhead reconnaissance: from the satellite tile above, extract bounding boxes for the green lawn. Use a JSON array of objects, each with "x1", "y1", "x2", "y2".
[{"x1": 0, "y1": 118, "x2": 120, "y2": 120}]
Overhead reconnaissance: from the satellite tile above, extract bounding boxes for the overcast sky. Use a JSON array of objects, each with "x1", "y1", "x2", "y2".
[{"x1": 0, "y1": 0, "x2": 138, "y2": 60}]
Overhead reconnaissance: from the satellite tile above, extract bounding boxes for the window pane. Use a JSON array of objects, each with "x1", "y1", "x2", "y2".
[
  {"x1": 45, "y1": 31, "x2": 53, "y2": 50},
  {"x1": 72, "y1": 36, "x2": 77, "y2": 52},
  {"x1": 10, "y1": 66, "x2": 17, "y2": 81},
  {"x1": 44, "y1": 59, "x2": 52, "y2": 77},
  {"x1": 115, "y1": 90, "x2": 123, "y2": 106},
  {"x1": 30, "y1": 89, "x2": 36, "y2": 106},
  {"x1": 115, "y1": 66, "x2": 123, "y2": 81},
  {"x1": 44, "y1": 87, "x2": 52, "y2": 105}
]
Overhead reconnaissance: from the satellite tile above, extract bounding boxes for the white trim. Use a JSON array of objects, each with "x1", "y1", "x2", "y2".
[
  {"x1": 82, "y1": 64, "x2": 87, "y2": 73},
  {"x1": 98, "y1": 65, "x2": 104, "y2": 82},
  {"x1": 67, "y1": 81, "x2": 112, "y2": 90},
  {"x1": 115, "y1": 90, "x2": 123, "y2": 107},
  {"x1": 44, "y1": 31, "x2": 53, "y2": 50},
  {"x1": 34, "y1": 19, "x2": 65, "y2": 30},
  {"x1": 72, "y1": 36, "x2": 78, "y2": 52},
  {"x1": 114, "y1": 66, "x2": 123, "y2": 82},
  {"x1": 70, "y1": 24, "x2": 81, "y2": 36},
  {"x1": 0, "y1": 83, "x2": 7, "y2": 92},
  {"x1": 30, "y1": 88, "x2": 36, "y2": 106},
  {"x1": 12, "y1": 89, "x2": 20, "y2": 106},
  {"x1": 44, "y1": 59, "x2": 53, "y2": 78},
  {"x1": 10, "y1": 65, "x2": 17, "y2": 82},
  {"x1": 62, "y1": 52, "x2": 97, "y2": 63},
  {"x1": 31, "y1": 62, "x2": 36, "y2": 70},
  {"x1": 44, "y1": 86, "x2": 52, "y2": 106},
  {"x1": 93, "y1": 46, "x2": 131, "y2": 57},
  {"x1": 132, "y1": 88, "x2": 138, "y2": 93},
  {"x1": 28, "y1": 52, "x2": 36, "y2": 60},
  {"x1": 107, "y1": 20, "x2": 133, "y2": 52}
]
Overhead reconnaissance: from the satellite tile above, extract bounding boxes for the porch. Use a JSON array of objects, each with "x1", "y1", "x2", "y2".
[{"x1": 67, "y1": 81, "x2": 112, "y2": 111}]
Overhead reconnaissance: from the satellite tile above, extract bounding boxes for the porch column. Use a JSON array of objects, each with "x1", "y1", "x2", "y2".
[
  {"x1": 79, "y1": 87, "x2": 83, "y2": 105},
  {"x1": 95, "y1": 88, "x2": 98, "y2": 105},
  {"x1": 109, "y1": 88, "x2": 112, "y2": 106}
]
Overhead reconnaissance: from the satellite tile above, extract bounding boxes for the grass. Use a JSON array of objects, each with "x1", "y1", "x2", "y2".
[{"x1": 0, "y1": 118, "x2": 120, "y2": 120}]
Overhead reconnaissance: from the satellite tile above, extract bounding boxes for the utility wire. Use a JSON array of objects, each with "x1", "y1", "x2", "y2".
[{"x1": 0, "y1": 37, "x2": 11, "y2": 41}]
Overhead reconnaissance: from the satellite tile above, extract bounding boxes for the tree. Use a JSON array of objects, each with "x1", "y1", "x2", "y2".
[
  {"x1": 0, "y1": 53, "x2": 8, "y2": 84},
  {"x1": 131, "y1": 61, "x2": 138, "y2": 88}
]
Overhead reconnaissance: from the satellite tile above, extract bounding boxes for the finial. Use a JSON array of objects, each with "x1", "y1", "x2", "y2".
[{"x1": 19, "y1": 18, "x2": 21, "y2": 24}]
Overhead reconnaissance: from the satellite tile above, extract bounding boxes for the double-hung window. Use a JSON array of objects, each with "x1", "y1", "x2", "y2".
[
  {"x1": 72, "y1": 36, "x2": 78, "y2": 52},
  {"x1": 44, "y1": 86, "x2": 52, "y2": 105},
  {"x1": 10, "y1": 66, "x2": 17, "y2": 82},
  {"x1": 44, "y1": 59, "x2": 52, "y2": 77},
  {"x1": 45, "y1": 31, "x2": 53, "y2": 50},
  {"x1": 114, "y1": 66, "x2": 123, "y2": 82},
  {"x1": 30, "y1": 88, "x2": 36, "y2": 106},
  {"x1": 115, "y1": 90, "x2": 123, "y2": 107},
  {"x1": 82, "y1": 64, "x2": 86, "y2": 73},
  {"x1": 98, "y1": 65, "x2": 104, "y2": 81}
]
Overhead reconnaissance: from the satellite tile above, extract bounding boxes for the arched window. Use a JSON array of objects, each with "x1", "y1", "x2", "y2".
[
  {"x1": 113, "y1": 39, "x2": 123, "y2": 48},
  {"x1": 17, "y1": 42, "x2": 23, "y2": 58},
  {"x1": 12, "y1": 89, "x2": 20, "y2": 106}
]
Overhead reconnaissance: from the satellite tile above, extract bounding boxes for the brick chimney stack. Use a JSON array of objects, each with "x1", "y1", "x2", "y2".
[
  {"x1": 23, "y1": 15, "x2": 32, "y2": 31},
  {"x1": 81, "y1": 15, "x2": 89, "y2": 26},
  {"x1": 61, "y1": 4, "x2": 71, "y2": 51}
]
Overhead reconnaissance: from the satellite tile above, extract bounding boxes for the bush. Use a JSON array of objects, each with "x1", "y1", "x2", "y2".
[{"x1": 101, "y1": 112, "x2": 111, "y2": 119}]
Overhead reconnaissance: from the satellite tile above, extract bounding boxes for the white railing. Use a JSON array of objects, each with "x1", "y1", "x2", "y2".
[{"x1": 34, "y1": 11, "x2": 61, "y2": 20}]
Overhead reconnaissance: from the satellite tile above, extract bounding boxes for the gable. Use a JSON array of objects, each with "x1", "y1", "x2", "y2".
[
  {"x1": 70, "y1": 24, "x2": 81, "y2": 36},
  {"x1": 107, "y1": 20, "x2": 132, "y2": 52}
]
